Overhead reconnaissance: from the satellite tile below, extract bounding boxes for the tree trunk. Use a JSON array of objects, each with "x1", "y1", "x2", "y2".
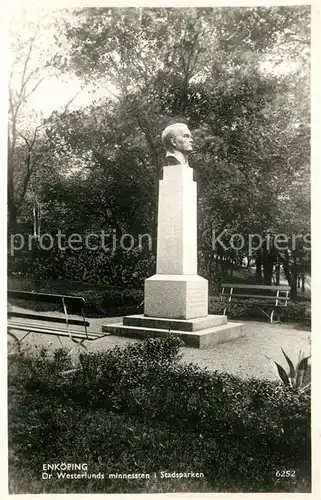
[
  {"x1": 263, "y1": 260, "x2": 274, "y2": 285},
  {"x1": 255, "y1": 253, "x2": 263, "y2": 283},
  {"x1": 280, "y1": 257, "x2": 291, "y2": 285},
  {"x1": 275, "y1": 258, "x2": 280, "y2": 286},
  {"x1": 203, "y1": 250, "x2": 214, "y2": 282},
  {"x1": 8, "y1": 200, "x2": 18, "y2": 234},
  {"x1": 291, "y1": 256, "x2": 298, "y2": 299},
  {"x1": 261, "y1": 241, "x2": 278, "y2": 286}
]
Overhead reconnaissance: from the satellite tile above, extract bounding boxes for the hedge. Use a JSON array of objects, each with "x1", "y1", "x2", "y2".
[
  {"x1": 8, "y1": 336, "x2": 311, "y2": 493},
  {"x1": 8, "y1": 277, "x2": 310, "y2": 323},
  {"x1": 75, "y1": 288, "x2": 143, "y2": 315},
  {"x1": 8, "y1": 282, "x2": 144, "y2": 317},
  {"x1": 209, "y1": 297, "x2": 311, "y2": 325}
]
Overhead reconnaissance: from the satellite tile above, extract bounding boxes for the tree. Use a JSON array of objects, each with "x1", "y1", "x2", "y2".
[
  {"x1": 10, "y1": 6, "x2": 310, "y2": 290},
  {"x1": 64, "y1": 7, "x2": 310, "y2": 286},
  {"x1": 8, "y1": 10, "x2": 73, "y2": 230}
]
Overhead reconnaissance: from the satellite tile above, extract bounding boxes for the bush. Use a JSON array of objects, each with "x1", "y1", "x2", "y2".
[
  {"x1": 209, "y1": 296, "x2": 263, "y2": 318},
  {"x1": 7, "y1": 276, "x2": 144, "y2": 316},
  {"x1": 8, "y1": 245, "x2": 155, "y2": 288},
  {"x1": 8, "y1": 336, "x2": 311, "y2": 493},
  {"x1": 209, "y1": 297, "x2": 311, "y2": 325},
  {"x1": 284, "y1": 302, "x2": 311, "y2": 326},
  {"x1": 75, "y1": 288, "x2": 144, "y2": 316}
]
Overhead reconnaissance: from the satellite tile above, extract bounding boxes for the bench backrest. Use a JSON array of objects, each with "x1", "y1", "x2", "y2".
[
  {"x1": 8, "y1": 290, "x2": 86, "y2": 312},
  {"x1": 221, "y1": 283, "x2": 290, "y2": 301},
  {"x1": 221, "y1": 284, "x2": 291, "y2": 291}
]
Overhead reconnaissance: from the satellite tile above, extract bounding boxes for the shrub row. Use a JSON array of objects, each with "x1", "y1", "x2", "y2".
[
  {"x1": 8, "y1": 281, "x2": 144, "y2": 317},
  {"x1": 75, "y1": 288, "x2": 143, "y2": 315},
  {"x1": 8, "y1": 336, "x2": 311, "y2": 493},
  {"x1": 9, "y1": 277, "x2": 310, "y2": 323}
]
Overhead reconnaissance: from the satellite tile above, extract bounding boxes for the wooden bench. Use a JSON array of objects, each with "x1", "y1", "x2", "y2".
[
  {"x1": 220, "y1": 283, "x2": 291, "y2": 323},
  {"x1": 7, "y1": 290, "x2": 108, "y2": 351}
]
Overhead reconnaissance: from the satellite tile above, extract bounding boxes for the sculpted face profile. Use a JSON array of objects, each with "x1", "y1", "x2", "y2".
[{"x1": 161, "y1": 123, "x2": 193, "y2": 167}]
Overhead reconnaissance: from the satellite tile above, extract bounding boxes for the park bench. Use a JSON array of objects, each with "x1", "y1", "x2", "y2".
[
  {"x1": 7, "y1": 290, "x2": 108, "y2": 352},
  {"x1": 220, "y1": 283, "x2": 291, "y2": 323}
]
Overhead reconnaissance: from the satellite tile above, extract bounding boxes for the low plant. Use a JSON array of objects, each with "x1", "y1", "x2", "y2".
[
  {"x1": 8, "y1": 337, "x2": 311, "y2": 493},
  {"x1": 265, "y1": 348, "x2": 311, "y2": 392}
]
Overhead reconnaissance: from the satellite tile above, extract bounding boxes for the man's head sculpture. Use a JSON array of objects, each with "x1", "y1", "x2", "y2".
[{"x1": 161, "y1": 123, "x2": 193, "y2": 166}]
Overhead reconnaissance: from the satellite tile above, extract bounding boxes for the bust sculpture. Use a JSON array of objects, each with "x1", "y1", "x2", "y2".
[{"x1": 161, "y1": 123, "x2": 193, "y2": 167}]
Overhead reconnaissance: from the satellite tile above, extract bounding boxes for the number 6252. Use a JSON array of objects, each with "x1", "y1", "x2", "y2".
[{"x1": 276, "y1": 470, "x2": 296, "y2": 478}]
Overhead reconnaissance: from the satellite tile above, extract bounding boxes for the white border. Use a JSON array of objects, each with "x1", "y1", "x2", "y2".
[{"x1": 2, "y1": 1, "x2": 320, "y2": 499}]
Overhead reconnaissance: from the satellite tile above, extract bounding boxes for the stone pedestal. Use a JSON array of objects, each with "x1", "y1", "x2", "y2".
[
  {"x1": 156, "y1": 164, "x2": 197, "y2": 275},
  {"x1": 144, "y1": 274, "x2": 208, "y2": 320},
  {"x1": 102, "y1": 314, "x2": 245, "y2": 349},
  {"x1": 144, "y1": 164, "x2": 208, "y2": 320},
  {"x1": 102, "y1": 161, "x2": 245, "y2": 348}
]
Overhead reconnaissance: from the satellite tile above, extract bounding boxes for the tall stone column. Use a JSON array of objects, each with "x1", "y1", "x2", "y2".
[
  {"x1": 144, "y1": 164, "x2": 208, "y2": 319},
  {"x1": 102, "y1": 123, "x2": 245, "y2": 348}
]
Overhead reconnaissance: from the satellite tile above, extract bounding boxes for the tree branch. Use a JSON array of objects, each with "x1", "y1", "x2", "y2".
[
  {"x1": 23, "y1": 77, "x2": 44, "y2": 102},
  {"x1": 20, "y1": 35, "x2": 36, "y2": 93},
  {"x1": 17, "y1": 132, "x2": 31, "y2": 150}
]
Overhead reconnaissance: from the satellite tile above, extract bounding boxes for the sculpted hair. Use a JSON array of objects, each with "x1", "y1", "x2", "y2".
[{"x1": 161, "y1": 123, "x2": 187, "y2": 150}]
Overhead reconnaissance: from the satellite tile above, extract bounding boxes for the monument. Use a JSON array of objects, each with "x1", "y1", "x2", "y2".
[{"x1": 102, "y1": 123, "x2": 245, "y2": 348}]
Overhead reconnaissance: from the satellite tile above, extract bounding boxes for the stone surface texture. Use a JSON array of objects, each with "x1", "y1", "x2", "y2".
[
  {"x1": 156, "y1": 164, "x2": 197, "y2": 275},
  {"x1": 144, "y1": 164, "x2": 209, "y2": 321},
  {"x1": 102, "y1": 145, "x2": 245, "y2": 347},
  {"x1": 144, "y1": 274, "x2": 208, "y2": 319},
  {"x1": 102, "y1": 320, "x2": 245, "y2": 349},
  {"x1": 123, "y1": 314, "x2": 227, "y2": 332}
]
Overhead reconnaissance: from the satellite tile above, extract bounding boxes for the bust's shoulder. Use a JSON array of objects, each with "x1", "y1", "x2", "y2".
[{"x1": 164, "y1": 155, "x2": 181, "y2": 166}]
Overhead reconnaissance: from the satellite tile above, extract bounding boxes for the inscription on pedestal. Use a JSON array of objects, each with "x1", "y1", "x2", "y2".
[
  {"x1": 185, "y1": 279, "x2": 208, "y2": 319},
  {"x1": 188, "y1": 290, "x2": 205, "y2": 308}
]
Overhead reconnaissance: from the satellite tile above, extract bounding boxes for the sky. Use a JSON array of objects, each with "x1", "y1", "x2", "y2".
[
  {"x1": 9, "y1": 6, "x2": 304, "y2": 124},
  {"x1": 9, "y1": 8, "x2": 119, "y2": 123},
  {"x1": 26, "y1": 77, "x2": 106, "y2": 117}
]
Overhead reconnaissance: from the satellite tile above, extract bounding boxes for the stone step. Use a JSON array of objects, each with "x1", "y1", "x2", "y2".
[
  {"x1": 102, "y1": 321, "x2": 245, "y2": 349},
  {"x1": 123, "y1": 313, "x2": 227, "y2": 332}
]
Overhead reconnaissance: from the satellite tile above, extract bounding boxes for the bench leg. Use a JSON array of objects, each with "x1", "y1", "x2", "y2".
[
  {"x1": 269, "y1": 309, "x2": 281, "y2": 324},
  {"x1": 57, "y1": 335, "x2": 65, "y2": 348},
  {"x1": 19, "y1": 331, "x2": 32, "y2": 343},
  {"x1": 68, "y1": 340, "x2": 88, "y2": 368},
  {"x1": 258, "y1": 307, "x2": 272, "y2": 322},
  {"x1": 8, "y1": 330, "x2": 32, "y2": 353},
  {"x1": 270, "y1": 309, "x2": 275, "y2": 323},
  {"x1": 8, "y1": 331, "x2": 21, "y2": 354},
  {"x1": 258, "y1": 307, "x2": 280, "y2": 324}
]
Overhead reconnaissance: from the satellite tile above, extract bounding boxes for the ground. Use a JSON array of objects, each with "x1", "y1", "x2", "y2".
[{"x1": 8, "y1": 306, "x2": 311, "y2": 381}]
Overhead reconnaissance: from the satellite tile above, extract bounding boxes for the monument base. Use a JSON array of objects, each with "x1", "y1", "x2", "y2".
[
  {"x1": 144, "y1": 274, "x2": 208, "y2": 319},
  {"x1": 102, "y1": 314, "x2": 245, "y2": 349}
]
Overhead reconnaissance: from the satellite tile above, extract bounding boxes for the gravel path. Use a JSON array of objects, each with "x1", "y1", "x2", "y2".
[{"x1": 8, "y1": 306, "x2": 310, "y2": 381}]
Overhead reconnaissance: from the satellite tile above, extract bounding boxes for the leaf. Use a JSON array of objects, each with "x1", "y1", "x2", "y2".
[
  {"x1": 295, "y1": 355, "x2": 310, "y2": 387},
  {"x1": 297, "y1": 355, "x2": 310, "y2": 371},
  {"x1": 265, "y1": 355, "x2": 290, "y2": 386},
  {"x1": 281, "y1": 348, "x2": 295, "y2": 379},
  {"x1": 299, "y1": 382, "x2": 311, "y2": 393}
]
